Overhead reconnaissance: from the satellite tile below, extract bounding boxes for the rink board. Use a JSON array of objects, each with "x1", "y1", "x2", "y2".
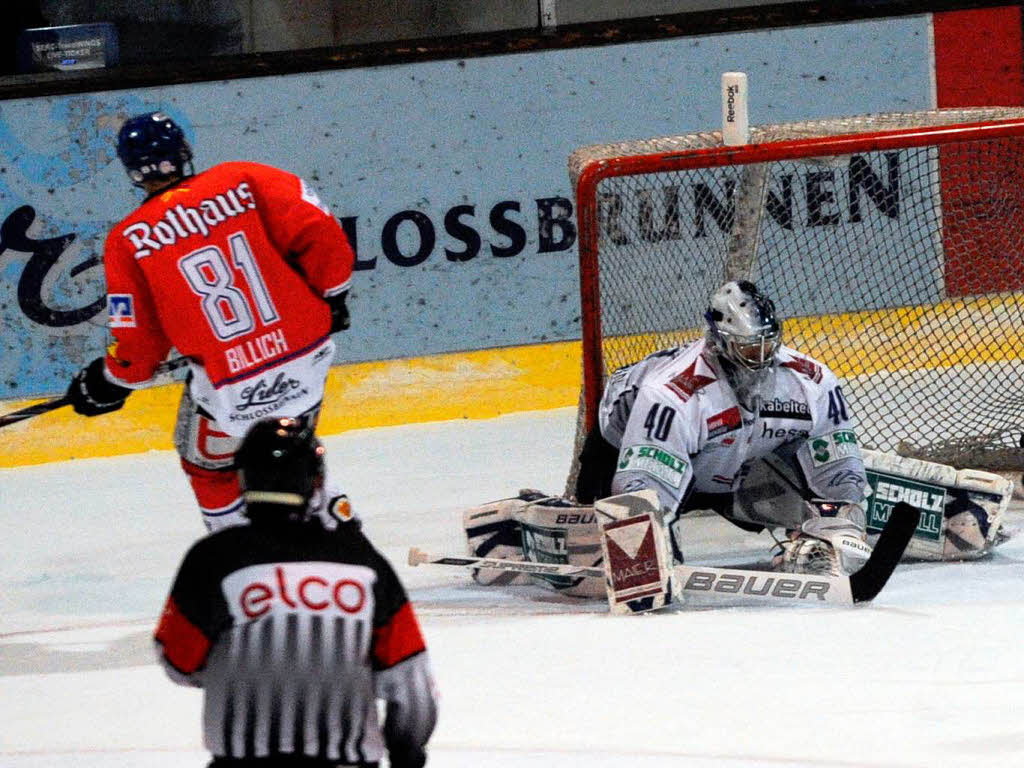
[
  {"x1": 4, "y1": 294, "x2": 1024, "y2": 466},
  {"x1": 0, "y1": 341, "x2": 583, "y2": 467}
]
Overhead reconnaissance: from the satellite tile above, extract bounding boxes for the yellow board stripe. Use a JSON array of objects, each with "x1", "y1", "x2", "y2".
[
  {"x1": 0, "y1": 341, "x2": 584, "y2": 467},
  {"x1": 3, "y1": 294, "x2": 1021, "y2": 467},
  {"x1": 602, "y1": 293, "x2": 1024, "y2": 378},
  {"x1": 784, "y1": 294, "x2": 1024, "y2": 377}
]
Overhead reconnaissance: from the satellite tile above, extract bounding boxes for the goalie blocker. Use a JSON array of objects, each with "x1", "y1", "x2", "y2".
[{"x1": 595, "y1": 490, "x2": 679, "y2": 614}]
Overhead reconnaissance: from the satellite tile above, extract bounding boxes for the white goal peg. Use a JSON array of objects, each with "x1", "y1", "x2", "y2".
[{"x1": 721, "y1": 72, "x2": 749, "y2": 146}]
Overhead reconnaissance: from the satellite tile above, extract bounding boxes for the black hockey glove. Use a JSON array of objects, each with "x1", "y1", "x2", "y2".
[
  {"x1": 327, "y1": 291, "x2": 350, "y2": 333},
  {"x1": 574, "y1": 425, "x2": 619, "y2": 503},
  {"x1": 66, "y1": 357, "x2": 131, "y2": 417}
]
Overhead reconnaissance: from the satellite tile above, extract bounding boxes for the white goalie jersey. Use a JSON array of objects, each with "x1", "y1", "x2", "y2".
[{"x1": 599, "y1": 338, "x2": 867, "y2": 515}]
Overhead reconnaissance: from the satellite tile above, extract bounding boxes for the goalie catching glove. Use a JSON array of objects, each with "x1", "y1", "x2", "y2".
[
  {"x1": 774, "y1": 500, "x2": 873, "y2": 577},
  {"x1": 726, "y1": 443, "x2": 873, "y2": 576},
  {"x1": 67, "y1": 357, "x2": 132, "y2": 417}
]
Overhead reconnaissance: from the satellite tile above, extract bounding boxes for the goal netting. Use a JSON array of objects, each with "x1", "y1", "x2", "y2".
[{"x1": 566, "y1": 107, "x2": 1024, "y2": 496}]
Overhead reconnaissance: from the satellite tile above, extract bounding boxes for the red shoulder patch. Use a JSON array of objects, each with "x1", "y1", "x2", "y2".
[
  {"x1": 781, "y1": 357, "x2": 823, "y2": 383},
  {"x1": 154, "y1": 595, "x2": 212, "y2": 675},
  {"x1": 706, "y1": 406, "x2": 742, "y2": 438},
  {"x1": 373, "y1": 601, "x2": 427, "y2": 670},
  {"x1": 665, "y1": 360, "x2": 716, "y2": 402}
]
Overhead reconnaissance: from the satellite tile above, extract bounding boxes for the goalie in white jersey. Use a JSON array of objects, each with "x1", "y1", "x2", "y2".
[
  {"x1": 464, "y1": 281, "x2": 874, "y2": 587},
  {"x1": 576, "y1": 279, "x2": 871, "y2": 573}
]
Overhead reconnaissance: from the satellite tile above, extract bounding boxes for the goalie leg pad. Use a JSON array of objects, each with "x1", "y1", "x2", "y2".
[
  {"x1": 462, "y1": 490, "x2": 549, "y2": 586},
  {"x1": 863, "y1": 450, "x2": 1013, "y2": 561},
  {"x1": 596, "y1": 490, "x2": 681, "y2": 614},
  {"x1": 512, "y1": 497, "x2": 605, "y2": 597}
]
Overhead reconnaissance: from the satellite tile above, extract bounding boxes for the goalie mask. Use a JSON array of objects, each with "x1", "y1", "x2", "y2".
[
  {"x1": 236, "y1": 417, "x2": 325, "y2": 522},
  {"x1": 705, "y1": 280, "x2": 782, "y2": 370}
]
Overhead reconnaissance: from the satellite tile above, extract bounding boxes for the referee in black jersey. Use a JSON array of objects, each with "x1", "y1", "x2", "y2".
[{"x1": 154, "y1": 418, "x2": 438, "y2": 767}]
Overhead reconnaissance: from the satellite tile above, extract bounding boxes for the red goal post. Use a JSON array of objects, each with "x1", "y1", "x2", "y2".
[{"x1": 567, "y1": 107, "x2": 1024, "y2": 486}]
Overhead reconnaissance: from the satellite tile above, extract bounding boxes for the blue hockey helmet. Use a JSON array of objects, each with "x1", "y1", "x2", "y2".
[{"x1": 115, "y1": 112, "x2": 193, "y2": 187}]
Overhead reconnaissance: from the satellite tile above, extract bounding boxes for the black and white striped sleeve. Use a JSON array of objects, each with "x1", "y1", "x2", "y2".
[{"x1": 371, "y1": 556, "x2": 438, "y2": 768}]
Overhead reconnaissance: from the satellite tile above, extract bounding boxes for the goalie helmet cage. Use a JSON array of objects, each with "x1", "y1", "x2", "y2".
[{"x1": 565, "y1": 107, "x2": 1024, "y2": 496}]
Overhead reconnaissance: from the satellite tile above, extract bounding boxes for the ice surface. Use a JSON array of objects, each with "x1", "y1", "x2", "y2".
[{"x1": 2, "y1": 406, "x2": 1023, "y2": 767}]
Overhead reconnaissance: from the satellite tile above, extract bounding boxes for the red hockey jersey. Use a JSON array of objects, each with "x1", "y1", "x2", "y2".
[{"x1": 102, "y1": 161, "x2": 353, "y2": 389}]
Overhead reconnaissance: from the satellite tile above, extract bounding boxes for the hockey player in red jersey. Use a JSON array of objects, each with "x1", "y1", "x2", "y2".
[
  {"x1": 65, "y1": 112, "x2": 355, "y2": 529},
  {"x1": 154, "y1": 418, "x2": 438, "y2": 768}
]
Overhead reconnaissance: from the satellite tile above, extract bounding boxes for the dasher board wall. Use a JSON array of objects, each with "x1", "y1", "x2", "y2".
[{"x1": 0, "y1": 9, "x2": 1017, "y2": 400}]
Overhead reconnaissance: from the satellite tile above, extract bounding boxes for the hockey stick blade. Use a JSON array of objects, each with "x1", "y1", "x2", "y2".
[
  {"x1": 0, "y1": 356, "x2": 189, "y2": 429},
  {"x1": 849, "y1": 501, "x2": 920, "y2": 603},
  {"x1": 673, "y1": 501, "x2": 921, "y2": 608}
]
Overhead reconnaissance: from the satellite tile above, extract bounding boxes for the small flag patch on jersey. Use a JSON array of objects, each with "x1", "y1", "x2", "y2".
[
  {"x1": 707, "y1": 406, "x2": 741, "y2": 438},
  {"x1": 108, "y1": 294, "x2": 136, "y2": 327}
]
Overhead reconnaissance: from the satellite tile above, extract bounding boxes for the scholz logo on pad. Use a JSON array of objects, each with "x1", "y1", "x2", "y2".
[{"x1": 108, "y1": 294, "x2": 136, "y2": 328}]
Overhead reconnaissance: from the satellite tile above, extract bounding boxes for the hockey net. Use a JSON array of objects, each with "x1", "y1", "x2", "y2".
[{"x1": 565, "y1": 107, "x2": 1024, "y2": 495}]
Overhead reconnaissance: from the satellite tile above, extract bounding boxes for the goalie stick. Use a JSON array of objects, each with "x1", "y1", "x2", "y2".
[
  {"x1": 0, "y1": 356, "x2": 189, "y2": 429},
  {"x1": 408, "y1": 501, "x2": 920, "y2": 610},
  {"x1": 409, "y1": 548, "x2": 605, "y2": 579}
]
